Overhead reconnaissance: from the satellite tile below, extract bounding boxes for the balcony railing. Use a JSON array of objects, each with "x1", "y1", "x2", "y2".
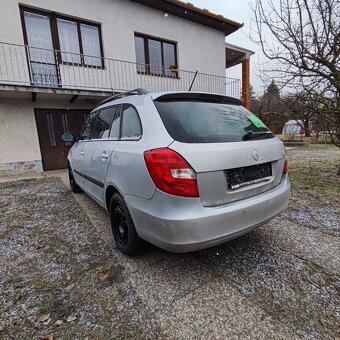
[{"x1": 0, "y1": 41, "x2": 241, "y2": 98}]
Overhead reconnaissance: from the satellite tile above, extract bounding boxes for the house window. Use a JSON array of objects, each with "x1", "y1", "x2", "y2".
[
  {"x1": 22, "y1": 11, "x2": 58, "y2": 86},
  {"x1": 20, "y1": 6, "x2": 104, "y2": 68},
  {"x1": 80, "y1": 24, "x2": 101, "y2": 66},
  {"x1": 134, "y1": 34, "x2": 178, "y2": 77},
  {"x1": 57, "y1": 19, "x2": 102, "y2": 67},
  {"x1": 57, "y1": 19, "x2": 81, "y2": 64}
]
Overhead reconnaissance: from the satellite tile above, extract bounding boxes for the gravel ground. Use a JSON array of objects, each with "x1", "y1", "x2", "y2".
[{"x1": 0, "y1": 144, "x2": 339, "y2": 339}]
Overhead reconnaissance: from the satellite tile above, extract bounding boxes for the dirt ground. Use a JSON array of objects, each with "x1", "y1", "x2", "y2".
[{"x1": 0, "y1": 144, "x2": 339, "y2": 339}]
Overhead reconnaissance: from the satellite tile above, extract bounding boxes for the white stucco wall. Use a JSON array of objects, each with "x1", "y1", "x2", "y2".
[
  {"x1": 0, "y1": 0, "x2": 226, "y2": 77},
  {"x1": 0, "y1": 99, "x2": 41, "y2": 163}
]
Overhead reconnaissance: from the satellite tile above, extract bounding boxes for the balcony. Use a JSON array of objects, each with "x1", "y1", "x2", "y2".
[{"x1": 0, "y1": 41, "x2": 241, "y2": 98}]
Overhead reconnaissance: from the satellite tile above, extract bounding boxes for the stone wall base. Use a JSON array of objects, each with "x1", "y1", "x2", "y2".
[{"x1": 0, "y1": 160, "x2": 43, "y2": 176}]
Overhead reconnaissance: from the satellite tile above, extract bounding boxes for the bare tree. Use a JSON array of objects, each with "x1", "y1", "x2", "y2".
[
  {"x1": 251, "y1": 80, "x2": 286, "y2": 133},
  {"x1": 251, "y1": 0, "x2": 340, "y2": 147}
]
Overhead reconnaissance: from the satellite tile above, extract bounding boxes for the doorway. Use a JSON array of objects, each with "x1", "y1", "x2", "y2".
[{"x1": 35, "y1": 109, "x2": 89, "y2": 171}]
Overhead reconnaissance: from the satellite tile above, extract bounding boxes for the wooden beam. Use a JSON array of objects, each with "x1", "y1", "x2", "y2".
[
  {"x1": 31, "y1": 92, "x2": 36, "y2": 102},
  {"x1": 69, "y1": 94, "x2": 79, "y2": 103},
  {"x1": 241, "y1": 59, "x2": 250, "y2": 110}
]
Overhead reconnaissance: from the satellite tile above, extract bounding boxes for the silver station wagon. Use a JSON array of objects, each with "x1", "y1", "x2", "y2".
[{"x1": 63, "y1": 89, "x2": 290, "y2": 255}]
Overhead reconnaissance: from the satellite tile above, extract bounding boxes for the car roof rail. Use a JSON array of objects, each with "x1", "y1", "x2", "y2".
[{"x1": 95, "y1": 88, "x2": 149, "y2": 108}]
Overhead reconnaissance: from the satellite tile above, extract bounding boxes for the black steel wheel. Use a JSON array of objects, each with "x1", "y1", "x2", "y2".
[
  {"x1": 110, "y1": 193, "x2": 143, "y2": 255},
  {"x1": 68, "y1": 165, "x2": 82, "y2": 193}
]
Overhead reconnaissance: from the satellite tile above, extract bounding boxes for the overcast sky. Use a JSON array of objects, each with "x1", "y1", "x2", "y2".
[{"x1": 189, "y1": 0, "x2": 268, "y2": 95}]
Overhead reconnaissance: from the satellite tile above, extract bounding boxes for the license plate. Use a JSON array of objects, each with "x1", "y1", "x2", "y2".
[{"x1": 226, "y1": 162, "x2": 272, "y2": 189}]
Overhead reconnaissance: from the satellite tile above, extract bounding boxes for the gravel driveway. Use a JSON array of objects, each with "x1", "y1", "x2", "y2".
[{"x1": 1, "y1": 145, "x2": 339, "y2": 339}]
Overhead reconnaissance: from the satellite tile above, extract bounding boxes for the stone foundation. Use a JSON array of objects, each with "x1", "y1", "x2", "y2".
[{"x1": 0, "y1": 160, "x2": 43, "y2": 176}]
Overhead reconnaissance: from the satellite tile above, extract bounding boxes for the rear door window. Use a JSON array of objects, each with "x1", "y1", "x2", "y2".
[
  {"x1": 92, "y1": 106, "x2": 116, "y2": 139},
  {"x1": 154, "y1": 99, "x2": 273, "y2": 143},
  {"x1": 121, "y1": 105, "x2": 142, "y2": 140}
]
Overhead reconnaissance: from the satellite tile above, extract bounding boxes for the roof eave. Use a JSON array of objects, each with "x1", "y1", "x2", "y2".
[{"x1": 130, "y1": 0, "x2": 243, "y2": 36}]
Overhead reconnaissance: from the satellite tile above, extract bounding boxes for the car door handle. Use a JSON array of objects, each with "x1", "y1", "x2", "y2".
[
  {"x1": 101, "y1": 152, "x2": 109, "y2": 159},
  {"x1": 80, "y1": 150, "x2": 85, "y2": 156}
]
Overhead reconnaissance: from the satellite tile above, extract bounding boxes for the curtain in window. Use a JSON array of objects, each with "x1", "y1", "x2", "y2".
[
  {"x1": 134, "y1": 36, "x2": 146, "y2": 73},
  {"x1": 57, "y1": 18, "x2": 81, "y2": 64},
  {"x1": 24, "y1": 12, "x2": 54, "y2": 63},
  {"x1": 24, "y1": 11, "x2": 58, "y2": 85},
  {"x1": 80, "y1": 24, "x2": 101, "y2": 66},
  {"x1": 149, "y1": 39, "x2": 162, "y2": 75}
]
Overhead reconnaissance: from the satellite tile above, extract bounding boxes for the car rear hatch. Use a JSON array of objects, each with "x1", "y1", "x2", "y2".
[{"x1": 153, "y1": 93, "x2": 286, "y2": 207}]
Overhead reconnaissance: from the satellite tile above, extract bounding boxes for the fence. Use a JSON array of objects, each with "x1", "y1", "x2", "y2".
[{"x1": 0, "y1": 41, "x2": 241, "y2": 98}]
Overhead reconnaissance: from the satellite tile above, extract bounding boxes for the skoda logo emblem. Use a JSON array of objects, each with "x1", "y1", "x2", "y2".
[{"x1": 252, "y1": 149, "x2": 260, "y2": 161}]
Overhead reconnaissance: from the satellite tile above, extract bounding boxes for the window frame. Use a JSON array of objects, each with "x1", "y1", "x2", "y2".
[
  {"x1": 134, "y1": 32, "x2": 178, "y2": 78},
  {"x1": 20, "y1": 5, "x2": 105, "y2": 69}
]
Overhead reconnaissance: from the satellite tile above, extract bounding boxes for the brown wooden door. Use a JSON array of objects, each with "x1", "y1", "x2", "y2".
[{"x1": 35, "y1": 109, "x2": 89, "y2": 171}]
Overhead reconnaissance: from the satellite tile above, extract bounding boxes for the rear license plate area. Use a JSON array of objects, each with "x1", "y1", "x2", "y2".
[{"x1": 226, "y1": 162, "x2": 272, "y2": 190}]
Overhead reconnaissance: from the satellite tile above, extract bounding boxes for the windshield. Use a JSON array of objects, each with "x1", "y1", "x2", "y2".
[{"x1": 153, "y1": 99, "x2": 274, "y2": 143}]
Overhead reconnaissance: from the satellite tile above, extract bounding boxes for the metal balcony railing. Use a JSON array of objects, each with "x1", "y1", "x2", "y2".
[{"x1": 0, "y1": 41, "x2": 241, "y2": 98}]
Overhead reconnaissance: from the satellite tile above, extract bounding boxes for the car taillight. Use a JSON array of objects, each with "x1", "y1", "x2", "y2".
[
  {"x1": 144, "y1": 148, "x2": 199, "y2": 197},
  {"x1": 283, "y1": 159, "x2": 288, "y2": 174}
]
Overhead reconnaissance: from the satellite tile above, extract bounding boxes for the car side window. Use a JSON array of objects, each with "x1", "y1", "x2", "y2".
[
  {"x1": 79, "y1": 111, "x2": 97, "y2": 140},
  {"x1": 92, "y1": 106, "x2": 117, "y2": 139},
  {"x1": 109, "y1": 106, "x2": 121, "y2": 140},
  {"x1": 121, "y1": 105, "x2": 142, "y2": 140}
]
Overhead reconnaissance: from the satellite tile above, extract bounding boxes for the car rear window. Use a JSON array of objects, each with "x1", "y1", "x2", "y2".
[{"x1": 153, "y1": 99, "x2": 274, "y2": 143}]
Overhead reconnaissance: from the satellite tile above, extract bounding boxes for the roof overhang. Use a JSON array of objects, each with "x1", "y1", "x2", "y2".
[
  {"x1": 225, "y1": 42, "x2": 254, "y2": 68},
  {"x1": 130, "y1": 0, "x2": 243, "y2": 36}
]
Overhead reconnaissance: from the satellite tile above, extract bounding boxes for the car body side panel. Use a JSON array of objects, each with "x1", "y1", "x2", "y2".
[
  {"x1": 104, "y1": 96, "x2": 174, "y2": 202},
  {"x1": 83, "y1": 139, "x2": 119, "y2": 205}
]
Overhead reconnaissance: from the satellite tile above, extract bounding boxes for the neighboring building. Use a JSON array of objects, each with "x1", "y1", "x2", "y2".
[
  {"x1": 282, "y1": 120, "x2": 307, "y2": 136},
  {"x1": 260, "y1": 112, "x2": 286, "y2": 135},
  {"x1": 0, "y1": 0, "x2": 253, "y2": 175}
]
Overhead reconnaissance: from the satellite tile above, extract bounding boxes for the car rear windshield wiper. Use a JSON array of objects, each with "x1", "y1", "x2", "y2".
[{"x1": 242, "y1": 130, "x2": 274, "y2": 141}]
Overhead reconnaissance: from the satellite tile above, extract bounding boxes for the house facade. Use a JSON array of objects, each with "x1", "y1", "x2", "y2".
[{"x1": 0, "y1": 0, "x2": 253, "y2": 175}]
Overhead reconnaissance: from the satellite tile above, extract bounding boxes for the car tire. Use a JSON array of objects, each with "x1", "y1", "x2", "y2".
[
  {"x1": 68, "y1": 165, "x2": 82, "y2": 193},
  {"x1": 110, "y1": 193, "x2": 143, "y2": 255}
]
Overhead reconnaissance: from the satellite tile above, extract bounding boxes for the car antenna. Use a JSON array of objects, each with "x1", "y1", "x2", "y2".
[{"x1": 188, "y1": 70, "x2": 198, "y2": 91}]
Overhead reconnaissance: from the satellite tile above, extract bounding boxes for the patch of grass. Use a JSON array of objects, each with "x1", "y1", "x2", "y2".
[
  {"x1": 289, "y1": 161, "x2": 339, "y2": 197},
  {"x1": 287, "y1": 145, "x2": 340, "y2": 202}
]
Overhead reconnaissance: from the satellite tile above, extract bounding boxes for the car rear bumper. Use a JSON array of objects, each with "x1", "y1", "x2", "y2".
[{"x1": 125, "y1": 175, "x2": 290, "y2": 253}]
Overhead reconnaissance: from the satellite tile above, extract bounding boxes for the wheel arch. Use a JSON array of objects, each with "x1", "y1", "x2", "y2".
[{"x1": 105, "y1": 184, "x2": 120, "y2": 212}]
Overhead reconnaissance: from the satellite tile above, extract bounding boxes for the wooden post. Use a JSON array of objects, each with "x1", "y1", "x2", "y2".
[{"x1": 242, "y1": 59, "x2": 250, "y2": 110}]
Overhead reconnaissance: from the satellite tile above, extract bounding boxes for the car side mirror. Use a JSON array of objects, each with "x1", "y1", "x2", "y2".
[{"x1": 62, "y1": 132, "x2": 76, "y2": 143}]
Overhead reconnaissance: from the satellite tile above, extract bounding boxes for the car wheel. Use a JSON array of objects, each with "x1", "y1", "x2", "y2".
[
  {"x1": 68, "y1": 165, "x2": 82, "y2": 193},
  {"x1": 110, "y1": 193, "x2": 143, "y2": 255}
]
